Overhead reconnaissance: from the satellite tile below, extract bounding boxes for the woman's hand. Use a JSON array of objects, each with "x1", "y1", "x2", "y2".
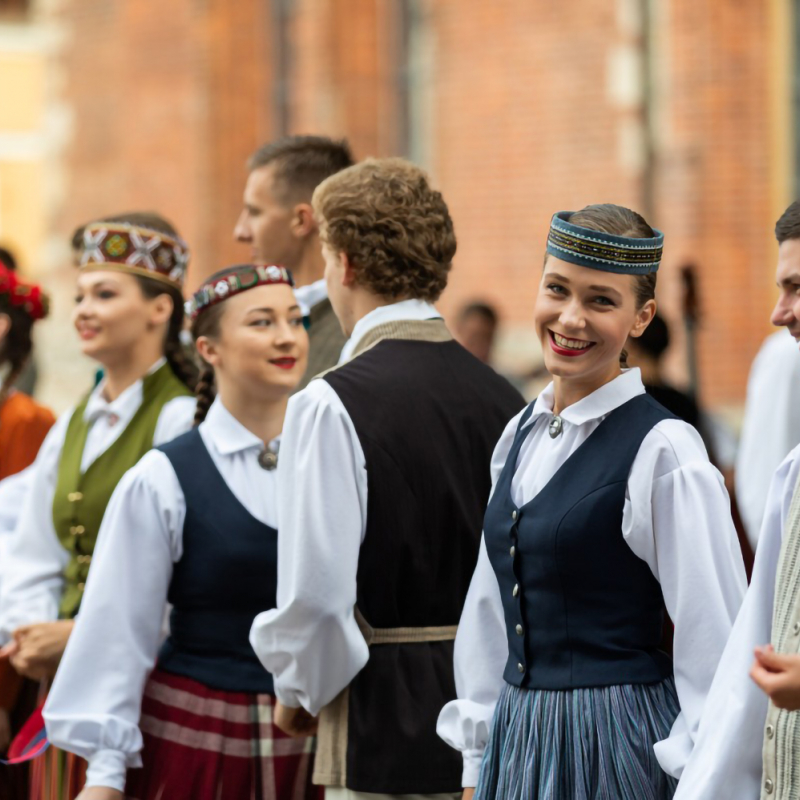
[
  {"x1": 462, "y1": 789, "x2": 476, "y2": 800},
  {"x1": 7, "y1": 621, "x2": 75, "y2": 681},
  {"x1": 274, "y1": 701, "x2": 318, "y2": 737},
  {"x1": 750, "y1": 645, "x2": 800, "y2": 710},
  {"x1": 75, "y1": 787, "x2": 124, "y2": 800}
]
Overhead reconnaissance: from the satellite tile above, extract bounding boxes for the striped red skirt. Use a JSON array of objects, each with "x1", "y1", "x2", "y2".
[{"x1": 126, "y1": 668, "x2": 322, "y2": 800}]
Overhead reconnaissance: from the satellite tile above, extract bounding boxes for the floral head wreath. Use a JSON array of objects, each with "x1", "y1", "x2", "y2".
[{"x1": 0, "y1": 264, "x2": 49, "y2": 321}]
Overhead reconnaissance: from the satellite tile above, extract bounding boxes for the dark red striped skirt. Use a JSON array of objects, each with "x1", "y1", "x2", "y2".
[{"x1": 125, "y1": 669, "x2": 322, "y2": 800}]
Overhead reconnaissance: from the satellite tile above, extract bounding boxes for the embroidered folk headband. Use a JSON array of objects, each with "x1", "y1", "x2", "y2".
[
  {"x1": 186, "y1": 264, "x2": 295, "y2": 321},
  {"x1": 77, "y1": 222, "x2": 190, "y2": 289},
  {"x1": 0, "y1": 264, "x2": 49, "y2": 321},
  {"x1": 546, "y1": 211, "x2": 664, "y2": 275}
]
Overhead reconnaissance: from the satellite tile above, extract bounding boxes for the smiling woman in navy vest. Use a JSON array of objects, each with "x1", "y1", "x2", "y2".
[
  {"x1": 437, "y1": 204, "x2": 748, "y2": 800},
  {"x1": 42, "y1": 265, "x2": 320, "y2": 800}
]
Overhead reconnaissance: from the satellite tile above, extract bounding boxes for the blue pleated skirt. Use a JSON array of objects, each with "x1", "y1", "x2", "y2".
[{"x1": 475, "y1": 678, "x2": 680, "y2": 800}]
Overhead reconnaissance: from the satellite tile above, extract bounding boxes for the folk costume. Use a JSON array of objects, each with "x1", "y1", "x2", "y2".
[
  {"x1": 672, "y1": 443, "x2": 800, "y2": 800},
  {"x1": 0, "y1": 265, "x2": 54, "y2": 482},
  {"x1": 293, "y1": 278, "x2": 346, "y2": 393},
  {"x1": 436, "y1": 213, "x2": 747, "y2": 800},
  {"x1": 44, "y1": 265, "x2": 320, "y2": 800},
  {"x1": 250, "y1": 299, "x2": 525, "y2": 799},
  {"x1": 0, "y1": 222, "x2": 195, "y2": 800},
  {"x1": 0, "y1": 265, "x2": 54, "y2": 800},
  {"x1": 736, "y1": 331, "x2": 800, "y2": 549}
]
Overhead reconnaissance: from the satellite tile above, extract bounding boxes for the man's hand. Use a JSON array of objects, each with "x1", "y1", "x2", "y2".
[
  {"x1": 462, "y1": 789, "x2": 476, "y2": 800},
  {"x1": 6, "y1": 621, "x2": 75, "y2": 681},
  {"x1": 274, "y1": 701, "x2": 318, "y2": 737},
  {"x1": 75, "y1": 788, "x2": 124, "y2": 800},
  {"x1": 750, "y1": 645, "x2": 800, "y2": 710}
]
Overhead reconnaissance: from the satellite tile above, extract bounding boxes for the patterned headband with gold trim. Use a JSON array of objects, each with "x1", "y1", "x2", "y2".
[
  {"x1": 186, "y1": 264, "x2": 295, "y2": 321},
  {"x1": 546, "y1": 211, "x2": 663, "y2": 275},
  {"x1": 78, "y1": 222, "x2": 190, "y2": 288}
]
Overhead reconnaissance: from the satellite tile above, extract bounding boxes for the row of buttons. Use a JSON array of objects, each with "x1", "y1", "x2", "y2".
[{"x1": 510, "y1": 508, "x2": 525, "y2": 674}]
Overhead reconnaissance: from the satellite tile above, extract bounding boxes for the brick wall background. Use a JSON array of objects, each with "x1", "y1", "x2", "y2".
[{"x1": 0, "y1": 0, "x2": 791, "y2": 410}]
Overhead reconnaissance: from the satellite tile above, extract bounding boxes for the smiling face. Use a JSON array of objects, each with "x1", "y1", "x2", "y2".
[
  {"x1": 534, "y1": 257, "x2": 656, "y2": 396},
  {"x1": 196, "y1": 282, "x2": 308, "y2": 402},
  {"x1": 72, "y1": 270, "x2": 171, "y2": 366},
  {"x1": 772, "y1": 239, "x2": 800, "y2": 347}
]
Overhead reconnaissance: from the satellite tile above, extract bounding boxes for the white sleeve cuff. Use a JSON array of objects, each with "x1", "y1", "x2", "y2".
[
  {"x1": 462, "y1": 749, "x2": 484, "y2": 788},
  {"x1": 85, "y1": 748, "x2": 133, "y2": 792}
]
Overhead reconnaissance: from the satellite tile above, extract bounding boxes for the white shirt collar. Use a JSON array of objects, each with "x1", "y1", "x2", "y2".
[
  {"x1": 201, "y1": 397, "x2": 280, "y2": 455},
  {"x1": 83, "y1": 357, "x2": 167, "y2": 425},
  {"x1": 294, "y1": 279, "x2": 329, "y2": 316},
  {"x1": 524, "y1": 368, "x2": 646, "y2": 429},
  {"x1": 339, "y1": 298, "x2": 442, "y2": 364}
]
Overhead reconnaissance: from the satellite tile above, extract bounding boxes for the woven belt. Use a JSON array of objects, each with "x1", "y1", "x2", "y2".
[{"x1": 354, "y1": 608, "x2": 457, "y2": 646}]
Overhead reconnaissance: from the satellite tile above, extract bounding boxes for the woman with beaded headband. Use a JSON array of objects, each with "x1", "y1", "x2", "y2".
[
  {"x1": 0, "y1": 212, "x2": 197, "y2": 800},
  {"x1": 0, "y1": 260, "x2": 55, "y2": 800},
  {"x1": 42, "y1": 264, "x2": 319, "y2": 800},
  {"x1": 436, "y1": 204, "x2": 747, "y2": 799}
]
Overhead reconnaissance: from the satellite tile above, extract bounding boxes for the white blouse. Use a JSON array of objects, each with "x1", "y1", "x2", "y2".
[
  {"x1": 673, "y1": 444, "x2": 800, "y2": 799},
  {"x1": 43, "y1": 398, "x2": 281, "y2": 792},
  {"x1": 0, "y1": 359, "x2": 195, "y2": 643},
  {"x1": 435, "y1": 369, "x2": 748, "y2": 787},
  {"x1": 249, "y1": 299, "x2": 443, "y2": 713}
]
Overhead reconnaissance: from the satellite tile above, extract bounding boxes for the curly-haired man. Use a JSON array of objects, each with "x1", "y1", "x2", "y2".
[{"x1": 251, "y1": 158, "x2": 525, "y2": 800}]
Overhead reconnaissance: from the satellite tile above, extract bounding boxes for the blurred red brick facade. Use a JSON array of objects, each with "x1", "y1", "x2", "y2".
[{"x1": 49, "y1": 0, "x2": 790, "y2": 406}]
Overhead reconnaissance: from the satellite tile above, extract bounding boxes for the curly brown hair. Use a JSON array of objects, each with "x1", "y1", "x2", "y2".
[{"x1": 312, "y1": 158, "x2": 456, "y2": 302}]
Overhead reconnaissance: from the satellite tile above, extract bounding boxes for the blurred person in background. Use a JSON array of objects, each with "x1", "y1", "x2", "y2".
[
  {"x1": 672, "y1": 199, "x2": 800, "y2": 799},
  {"x1": 454, "y1": 301, "x2": 499, "y2": 366},
  {"x1": 0, "y1": 263, "x2": 54, "y2": 800},
  {"x1": 735, "y1": 329, "x2": 800, "y2": 550},
  {"x1": 234, "y1": 135, "x2": 354, "y2": 388},
  {"x1": 0, "y1": 248, "x2": 40, "y2": 398},
  {"x1": 44, "y1": 265, "x2": 320, "y2": 800},
  {"x1": 0, "y1": 212, "x2": 197, "y2": 800}
]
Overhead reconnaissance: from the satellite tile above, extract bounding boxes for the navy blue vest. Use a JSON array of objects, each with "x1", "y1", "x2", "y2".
[
  {"x1": 485, "y1": 393, "x2": 675, "y2": 690},
  {"x1": 156, "y1": 428, "x2": 277, "y2": 694}
]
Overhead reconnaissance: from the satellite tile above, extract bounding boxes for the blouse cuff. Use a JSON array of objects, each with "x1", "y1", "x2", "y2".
[
  {"x1": 86, "y1": 748, "x2": 134, "y2": 792},
  {"x1": 462, "y1": 749, "x2": 484, "y2": 788},
  {"x1": 653, "y1": 713, "x2": 693, "y2": 779}
]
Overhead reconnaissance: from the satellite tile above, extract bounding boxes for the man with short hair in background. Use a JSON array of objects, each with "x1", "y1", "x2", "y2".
[{"x1": 235, "y1": 135, "x2": 354, "y2": 389}]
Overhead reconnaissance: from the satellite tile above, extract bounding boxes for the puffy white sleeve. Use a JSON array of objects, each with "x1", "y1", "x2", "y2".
[
  {"x1": 623, "y1": 419, "x2": 747, "y2": 779},
  {"x1": 0, "y1": 413, "x2": 72, "y2": 642},
  {"x1": 43, "y1": 450, "x2": 185, "y2": 793},
  {"x1": 436, "y1": 408, "x2": 525, "y2": 788},
  {"x1": 673, "y1": 446, "x2": 800, "y2": 799},
  {"x1": 249, "y1": 379, "x2": 370, "y2": 715}
]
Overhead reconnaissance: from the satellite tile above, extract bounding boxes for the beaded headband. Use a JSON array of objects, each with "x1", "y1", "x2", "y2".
[
  {"x1": 77, "y1": 222, "x2": 190, "y2": 288},
  {"x1": 0, "y1": 264, "x2": 49, "y2": 321},
  {"x1": 186, "y1": 264, "x2": 295, "y2": 321},
  {"x1": 546, "y1": 211, "x2": 663, "y2": 275}
]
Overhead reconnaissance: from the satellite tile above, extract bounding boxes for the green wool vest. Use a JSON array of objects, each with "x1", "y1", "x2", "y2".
[{"x1": 52, "y1": 363, "x2": 191, "y2": 619}]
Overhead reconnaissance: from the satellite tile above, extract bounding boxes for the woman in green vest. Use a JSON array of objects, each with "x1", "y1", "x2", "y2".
[{"x1": 0, "y1": 212, "x2": 197, "y2": 800}]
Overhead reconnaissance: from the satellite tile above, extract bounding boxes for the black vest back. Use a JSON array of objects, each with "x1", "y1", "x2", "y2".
[
  {"x1": 322, "y1": 337, "x2": 525, "y2": 794},
  {"x1": 156, "y1": 428, "x2": 277, "y2": 694},
  {"x1": 485, "y1": 393, "x2": 674, "y2": 691}
]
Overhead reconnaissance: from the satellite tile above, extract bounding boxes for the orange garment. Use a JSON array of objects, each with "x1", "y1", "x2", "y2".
[{"x1": 0, "y1": 391, "x2": 55, "y2": 482}]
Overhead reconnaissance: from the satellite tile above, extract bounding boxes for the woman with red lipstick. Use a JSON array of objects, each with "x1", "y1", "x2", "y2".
[
  {"x1": 42, "y1": 265, "x2": 319, "y2": 800},
  {"x1": 0, "y1": 213, "x2": 196, "y2": 800},
  {"x1": 437, "y1": 204, "x2": 747, "y2": 800}
]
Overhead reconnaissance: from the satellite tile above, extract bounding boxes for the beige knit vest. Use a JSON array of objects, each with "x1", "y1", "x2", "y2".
[{"x1": 762, "y1": 467, "x2": 800, "y2": 799}]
